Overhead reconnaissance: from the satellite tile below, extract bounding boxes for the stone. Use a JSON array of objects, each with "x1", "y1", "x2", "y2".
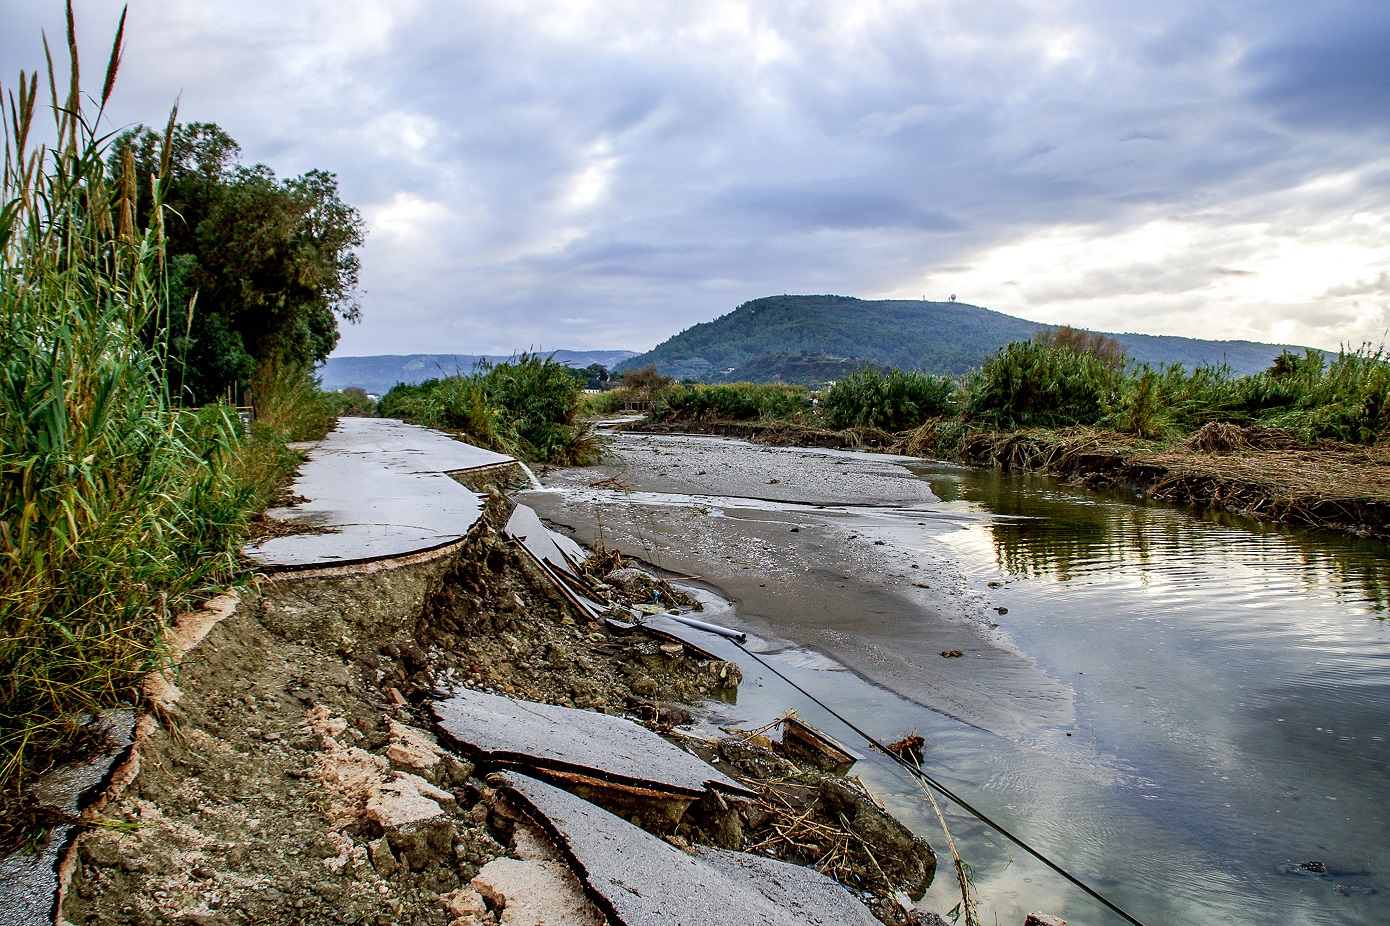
[
  {"x1": 471, "y1": 857, "x2": 604, "y2": 926},
  {"x1": 440, "y1": 887, "x2": 489, "y2": 918},
  {"x1": 366, "y1": 772, "x2": 453, "y2": 830},
  {"x1": 386, "y1": 820, "x2": 458, "y2": 872},
  {"x1": 386, "y1": 720, "x2": 446, "y2": 779},
  {"x1": 369, "y1": 837, "x2": 398, "y2": 878},
  {"x1": 1023, "y1": 915, "x2": 1066, "y2": 926}
]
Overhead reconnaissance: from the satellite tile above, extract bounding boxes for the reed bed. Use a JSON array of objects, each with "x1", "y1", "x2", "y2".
[
  {"x1": 0, "y1": 7, "x2": 303, "y2": 806},
  {"x1": 651, "y1": 381, "x2": 812, "y2": 424}
]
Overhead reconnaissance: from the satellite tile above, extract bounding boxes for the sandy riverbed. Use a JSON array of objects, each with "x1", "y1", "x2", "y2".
[{"x1": 523, "y1": 432, "x2": 1075, "y2": 736}]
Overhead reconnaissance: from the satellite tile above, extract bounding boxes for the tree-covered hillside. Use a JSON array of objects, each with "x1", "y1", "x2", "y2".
[{"x1": 615, "y1": 295, "x2": 1318, "y2": 380}]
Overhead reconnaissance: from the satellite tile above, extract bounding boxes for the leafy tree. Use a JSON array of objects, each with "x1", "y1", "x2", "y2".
[
  {"x1": 582, "y1": 362, "x2": 611, "y2": 389},
  {"x1": 112, "y1": 123, "x2": 364, "y2": 403},
  {"x1": 619, "y1": 365, "x2": 674, "y2": 402}
]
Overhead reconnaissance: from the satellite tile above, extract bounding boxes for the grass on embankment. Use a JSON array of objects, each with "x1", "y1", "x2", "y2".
[
  {"x1": 0, "y1": 18, "x2": 329, "y2": 820},
  {"x1": 633, "y1": 344, "x2": 1390, "y2": 538}
]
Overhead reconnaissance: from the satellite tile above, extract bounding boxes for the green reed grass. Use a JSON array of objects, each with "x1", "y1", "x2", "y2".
[
  {"x1": 822, "y1": 368, "x2": 958, "y2": 431},
  {"x1": 0, "y1": 5, "x2": 302, "y2": 799},
  {"x1": 652, "y1": 381, "x2": 812, "y2": 424}
]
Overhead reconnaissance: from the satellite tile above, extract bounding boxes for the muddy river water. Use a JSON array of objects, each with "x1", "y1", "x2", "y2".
[{"x1": 522, "y1": 430, "x2": 1390, "y2": 925}]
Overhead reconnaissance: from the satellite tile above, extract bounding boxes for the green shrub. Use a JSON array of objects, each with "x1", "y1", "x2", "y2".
[
  {"x1": 578, "y1": 389, "x2": 626, "y2": 417},
  {"x1": 252, "y1": 360, "x2": 339, "y2": 442},
  {"x1": 1101, "y1": 348, "x2": 1390, "y2": 444},
  {"x1": 651, "y1": 382, "x2": 810, "y2": 422},
  {"x1": 964, "y1": 341, "x2": 1119, "y2": 430},
  {"x1": 378, "y1": 354, "x2": 600, "y2": 464},
  {"x1": 327, "y1": 387, "x2": 376, "y2": 417},
  {"x1": 823, "y1": 368, "x2": 958, "y2": 431}
]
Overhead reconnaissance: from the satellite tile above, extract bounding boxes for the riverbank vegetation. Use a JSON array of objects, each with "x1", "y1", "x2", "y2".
[
  {"x1": 378, "y1": 354, "x2": 602, "y2": 464},
  {"x1": 645, "y1": 330, "x2": 1390, "y2": 447},
  {"x1": 0, "y1": 9, "x2": 359, "y2": 816},
  {"x1": 636, "y1": 331, "x2": 1390, "y2": 537}
]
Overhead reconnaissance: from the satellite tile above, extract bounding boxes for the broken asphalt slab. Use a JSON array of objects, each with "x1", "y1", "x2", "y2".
[
  {"x1": 430, "y1": 688, "x2": 755, "y2": 805},
  {"x1": 506, "y1": 503, "x2": 608, "y2": 618},
  {"x1": 244, "y1": 417, "x2": 514, "y2": 570},
  {"x1": 493, "y1": 771, "x2": 881, "y2": 926},
  {"x1": 0, "y1": 711, "x2": 136, "y2": 926}
]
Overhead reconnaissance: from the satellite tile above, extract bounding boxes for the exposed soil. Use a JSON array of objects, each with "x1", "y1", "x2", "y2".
[
  {"x1": 57, "y1": 476, "x2": 933, "y2": 925},
  {"x1": 58, "y1": 488, "x2": 744, "y2": 926}
]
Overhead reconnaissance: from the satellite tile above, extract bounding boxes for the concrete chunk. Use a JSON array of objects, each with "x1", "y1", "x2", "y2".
[
  {"x1": 494, "y1": 771, "x2": 880, "y2": 926},
  {"x1": 431, "y1": 688, "x2": 753, "y2": 801}
]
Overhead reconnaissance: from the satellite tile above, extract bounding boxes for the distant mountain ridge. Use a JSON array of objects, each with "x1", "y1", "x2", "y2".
[
  {"x1": 322, "y1": 350, "x2": 639, "y2": 394},
  {"x1": 614, "y1": 294, "x2": 1318, "y2": 381}
]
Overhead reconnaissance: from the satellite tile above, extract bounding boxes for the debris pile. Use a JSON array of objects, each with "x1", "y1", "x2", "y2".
[{"x1": 674, "y1": 719, "x2": 937, "y2": 922}]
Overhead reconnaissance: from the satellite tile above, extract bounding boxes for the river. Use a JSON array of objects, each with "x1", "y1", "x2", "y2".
[{"x1": 521, "y1": 430, "x2": 1390, "y2": 925}]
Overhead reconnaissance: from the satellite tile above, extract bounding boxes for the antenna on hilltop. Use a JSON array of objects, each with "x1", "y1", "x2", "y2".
[{"x1": 949, "y1": 294, "x2": 957, "y2": 302}]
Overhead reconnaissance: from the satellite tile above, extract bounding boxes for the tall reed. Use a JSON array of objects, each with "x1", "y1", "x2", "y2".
[{"x1": 0, "y1": 5, "x2": 267, "y2": 797}]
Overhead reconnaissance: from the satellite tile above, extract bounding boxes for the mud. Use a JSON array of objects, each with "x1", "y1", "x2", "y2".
[
  {"x1": 523, "y1": 432, "x2": 1075, "y2": 736},
  {"x1": 624, "y1": 417, "x2": 1390, "y2": 541}
]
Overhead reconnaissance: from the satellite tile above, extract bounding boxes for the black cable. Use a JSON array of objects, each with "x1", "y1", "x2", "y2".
[{"x1": 733, "y1": 641, "x2": 1149, "y2": 926}]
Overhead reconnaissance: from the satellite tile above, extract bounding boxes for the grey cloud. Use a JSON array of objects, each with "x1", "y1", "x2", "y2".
[
  {"x1": 1243, "y1": 4, "x2": 1390, "y2": 132},
  {"x1": 4, "y1": 0, "x2": 1387, "y2": 355}
]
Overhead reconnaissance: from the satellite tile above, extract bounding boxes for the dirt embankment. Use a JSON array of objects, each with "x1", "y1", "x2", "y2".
[
  {"x1": 57, "y1": 472, "x2": 935, "y2": 926},
  {"x1": 622, "y1": 418, "x2": 1390, "y2": 540}
]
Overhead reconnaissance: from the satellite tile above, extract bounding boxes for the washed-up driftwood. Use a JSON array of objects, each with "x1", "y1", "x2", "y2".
[
  {"x1": 778, "y1": 715, "x2": 856, "y2": 775},
  {"x1": 493, "y1": 771, "x2": 881, "y2": 926},
  {"x1": 432, "y1": 688, "x2": 754, "y2": 827}
]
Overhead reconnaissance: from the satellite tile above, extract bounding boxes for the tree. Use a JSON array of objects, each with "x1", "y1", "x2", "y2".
[
  {"x1": 112, "y1": 123, "x2": 364, "y2": 403},
  {"x1": 1033, "y1": 325, "x2": 1126, "y2": 371},
  {"x1": 619, "y1": 365, "x2": 674, "y2": 402}
]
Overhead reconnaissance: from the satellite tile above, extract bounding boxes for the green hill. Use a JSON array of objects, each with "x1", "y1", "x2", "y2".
[{"x1": 615, "y1": 295, "x2": 1317, "y2": 381}]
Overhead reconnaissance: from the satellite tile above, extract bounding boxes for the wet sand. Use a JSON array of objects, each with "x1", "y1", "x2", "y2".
[{"x1": 524, "y1": 432, "x2": 1074, "y2": 736}]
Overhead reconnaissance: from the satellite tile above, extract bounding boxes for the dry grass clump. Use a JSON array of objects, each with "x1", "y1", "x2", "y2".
[{"x1": 1187, "y1": 421, "x2": 1250, "y2": 453}]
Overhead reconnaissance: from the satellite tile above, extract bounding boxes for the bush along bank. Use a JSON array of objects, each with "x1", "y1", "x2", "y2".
[
  {"x1": 379, "y1": 354, "x2": 603, "y2": 465},
  {"x1": 631, "y1": 341, "x2": 1390, "y2": 539}
]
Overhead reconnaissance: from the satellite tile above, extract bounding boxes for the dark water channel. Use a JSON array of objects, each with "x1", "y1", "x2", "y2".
[
  {"x1": 530, "y1": 438, "x2": 1390, "y2": 924},
  {"x1": 689, "y1": 461, "x2": 1390, "y2": 925}
]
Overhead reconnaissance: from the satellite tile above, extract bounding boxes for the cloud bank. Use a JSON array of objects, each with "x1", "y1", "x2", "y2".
[{"x1": 4, "y1": 0, "x2": 1388, "y2": 354}]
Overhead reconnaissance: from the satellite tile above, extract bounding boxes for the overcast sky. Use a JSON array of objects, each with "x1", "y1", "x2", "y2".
[{"x1": 5, "y1": 1, "x2": 1389, "y2": 356}]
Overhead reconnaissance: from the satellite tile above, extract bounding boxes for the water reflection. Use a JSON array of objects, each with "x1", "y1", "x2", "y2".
[
  {"x1": 905, "y1": 459, "x2": 1390, "y2": 925},
  {"x1": 914, "y1": 463, "x2": 1390, "y2": 615}
]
